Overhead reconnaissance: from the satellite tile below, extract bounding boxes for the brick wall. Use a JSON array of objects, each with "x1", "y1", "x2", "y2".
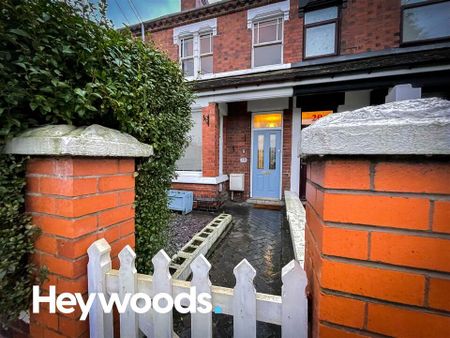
[
  {"x1": 214, "y1": 10, "x2": 252, "y2": 72},
  {"x1": 27, "y1": 157, "x2": 136, "y2": 337},
  {"x1": 149, "y1": 28, "x2": 178, "y2": 61},
  {"x1": 340, "y1": 0, "x2": 401, "y2": 54},
  {"x1": 149, "y1": 0, "x2": 404, "y2": 74},
  {"x1": 149, "y1": 0, "x2": 304, "y2": 74},
  {"x1": 284, "y1": 0, "x2": 303, "y2": 63},
  {"x1": 305, "y1": 158, "x2": 450, "y2": 338},
  {"x1": 282, "y1": 109, "x2": 292, "y2": 194},
  {"x1": 224, "y1": 102, "x2": 251, "y2": 200},
  {"x1": 171, "y1": 182, "x2": 227, "y2": 208},
  {"x1": 202, "y1": 103, "x2": 220, "y2": 177}
]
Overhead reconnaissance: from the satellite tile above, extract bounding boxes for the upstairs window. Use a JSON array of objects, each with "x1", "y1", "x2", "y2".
[
  {"x1": 304, "y1": 6, "x2": 339, "y2": 59},
  {"x1": 200, "y1": 33, "x2": 213, "y2": 74},
  {"x1": 180, "y1": 37, "x2": 194, "y2": 77},
  {"x1": 253, "y1": 17, "x2": 283, "y2": 67},
  {"x1": 401, "y1": 0, "x2": 450, "y2": 44},
  {"x1": 179, "y1": 33, "x2": 213, "y2": 77}
]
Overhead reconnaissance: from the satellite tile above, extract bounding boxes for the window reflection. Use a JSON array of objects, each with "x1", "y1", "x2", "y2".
[
  {"x1": 304, "y1": 6, "x2": 338, "y2": 58},
  {"x1": 402, "y1": 1, "x2": 450, "y2": 43}
]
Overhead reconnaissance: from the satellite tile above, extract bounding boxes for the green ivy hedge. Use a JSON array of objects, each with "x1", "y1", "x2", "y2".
[{"x1": 0, "y1": 0, "x2": 193, "y2": 326}]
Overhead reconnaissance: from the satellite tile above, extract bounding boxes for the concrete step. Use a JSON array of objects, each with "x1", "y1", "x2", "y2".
[{"x1": 246, "y1": 198, "x2": 285, "y2": 209}]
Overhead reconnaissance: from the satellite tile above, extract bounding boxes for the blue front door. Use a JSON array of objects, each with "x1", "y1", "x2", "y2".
[{"x1": 252, "y1": 129, "x2": 281, "y2": 199}]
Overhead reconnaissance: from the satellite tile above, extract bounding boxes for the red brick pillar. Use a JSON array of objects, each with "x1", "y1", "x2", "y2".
[
  {"x1": 202, "y1": 103, "x2": 219, "y2": 177},
  {"x1": 300, "y1": 99, "x2": 450, "y2": 338},
  {"x1": 4, "y1": 125, "x2": 152, "y2": 338}
]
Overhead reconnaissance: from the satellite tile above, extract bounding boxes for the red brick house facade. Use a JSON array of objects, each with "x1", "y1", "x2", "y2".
[{"x1": 131, "y1": 0, "x2": 450, "y2": 207}]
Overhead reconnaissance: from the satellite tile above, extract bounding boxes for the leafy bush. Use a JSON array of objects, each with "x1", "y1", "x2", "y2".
[
  {"x1": 0, "y1": 0, "x2": 193, "y2": 326},
  {"x1": 0, "y1": 154, "x2": 42, "y2": 326}
]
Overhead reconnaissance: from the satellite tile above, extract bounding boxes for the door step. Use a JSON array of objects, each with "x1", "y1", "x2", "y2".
[{"x1": 247, "y1": 198, "x2": 284, "y2": 209}]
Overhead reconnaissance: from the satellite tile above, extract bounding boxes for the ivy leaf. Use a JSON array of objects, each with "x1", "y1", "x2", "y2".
[
  {"x1": 74, "y1": 88, "x2": 86, "y2": 97},
  {"x1": 9, "y1": 28, "x2": 31, "y2": 39},
  {"x1": 29, "y1": 102, "x2": 38, "y2": 111}
]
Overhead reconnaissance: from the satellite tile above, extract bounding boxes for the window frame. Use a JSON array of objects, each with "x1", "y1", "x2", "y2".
[
  {"x1": 303, "y1": 6, "x2": 340, "y2": 60},
  {"x1": 179, "y1": 36, "x2": 195, "y2": 77},
  {"x1": 251, "y1": 16, "x2": 284, "y2": 68},
  {"x1": 179, "y1": 31, "x2": 214, "y2": 77},
  {"x1": 199, "y1": 32, "x2": 213, "y2": 75},
  {"x1": 400, "y1": 0, "x2": 450, "y2": 46}
]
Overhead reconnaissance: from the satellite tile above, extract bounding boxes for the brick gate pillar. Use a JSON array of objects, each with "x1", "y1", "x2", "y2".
[
  {"x1": 300, "y1": 98, "x2": 450, "y2": 338},
  {"x1": 4, "y1": 124, "x2": 153, "y2": 337}
]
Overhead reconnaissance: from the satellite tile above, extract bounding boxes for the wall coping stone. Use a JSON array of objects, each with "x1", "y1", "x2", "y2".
[
  {"x1": 300, "y1": 98, "x2": 450, "y2": 157},
  {"x1": 3, "y1": 124, "x2": 153, "y2": 157},
  {"x1": 284, "y1": 190, "x2": 306, "y2": 268}
]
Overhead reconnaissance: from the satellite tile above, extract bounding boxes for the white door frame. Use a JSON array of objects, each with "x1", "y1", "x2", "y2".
[{"x1": 250, "y1": 111, "x2": 284, "y2": 200}]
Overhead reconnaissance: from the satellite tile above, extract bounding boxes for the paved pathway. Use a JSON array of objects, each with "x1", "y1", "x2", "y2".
[
  {"x1": 174, "y1": 202, "x2": 293, "y2": 338},
  {"x1": 208, "y1": 202, "x2": 293, "y2": 338}
]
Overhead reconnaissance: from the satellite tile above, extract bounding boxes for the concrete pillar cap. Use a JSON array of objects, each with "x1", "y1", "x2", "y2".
[
  {"x1": 3, "y1": 124, "x2": 153, "y2": 157},
  {"x1": 300, "y1": 98, "x2": 450, "y2": 157}
]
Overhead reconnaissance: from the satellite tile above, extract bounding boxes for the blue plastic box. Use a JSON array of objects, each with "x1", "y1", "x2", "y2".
[{"x1": 167, "y1": 190, "x2": 193, "y2": 214}]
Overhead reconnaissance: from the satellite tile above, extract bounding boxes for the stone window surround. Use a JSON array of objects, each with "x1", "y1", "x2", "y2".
[
  {"x1": 246, "y1": 0, "x2": 290, "y2": 29},
  {"x1": 247, "y1": 0, "x2": 290, "y2": 69},
  {"x1": 173, "y1": 18, "x2": 218, "y2": 44},
  {"x1": 173, "y1": 18, "x2": 217, "y2": 79}
]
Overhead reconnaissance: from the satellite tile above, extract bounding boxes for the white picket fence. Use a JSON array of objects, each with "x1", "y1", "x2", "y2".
[{"x1": 87, "y1": 238, "x2": 308, "y2": 338}]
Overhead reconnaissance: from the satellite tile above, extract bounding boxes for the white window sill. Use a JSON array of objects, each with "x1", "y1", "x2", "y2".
[
  {"x1": 184, "y1": 63, "x2": 291, "y2": 82},
  {"x1": 173, "y1": 172, "x2": 229, "y2": 185}
]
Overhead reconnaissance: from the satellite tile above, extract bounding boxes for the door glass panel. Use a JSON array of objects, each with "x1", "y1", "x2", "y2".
[
  {"x1": 257, "y1": 134, "x2": 264, "y2": 169},
  {"x1": 269, "y1": 134, "x2": 276, "y2": 170},
  {"x1": 253, "y1": 113, "x2": 282, "y2": 128}
]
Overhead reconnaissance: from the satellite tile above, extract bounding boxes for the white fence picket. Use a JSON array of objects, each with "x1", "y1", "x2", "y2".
[
  {"x1": 87, "y1": 239, "x2": 308, "y2": 338},
  {"x1": 152, "y1": 249, "x2": 173, "y2": 338},
  {"x1": 87, "y1": 238, "x2": 113, "y2": 338},
  {"x1": 233, "y1": 259, "x2": 257, "y2": 338},
  {"x1": 119, "y1": 245, "x2": 139, "y2": 338},
  {"x1": 190, "y1": 255, "x2": 212, "y2": 338},
  {"x1": 282, "y1": 260, "x2": 308, "y2": 338}
]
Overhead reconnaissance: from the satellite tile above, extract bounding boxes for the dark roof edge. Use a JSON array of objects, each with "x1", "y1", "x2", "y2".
[
  {"x1": 292, "y1": 42, "x2": 450, "y2": 68},
  {"x1": 127, "y1": 0, "x2": 284, "y2": 34},
  {"x1": 192, "y1": 46, "x2": 450, "y2": 91}
]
